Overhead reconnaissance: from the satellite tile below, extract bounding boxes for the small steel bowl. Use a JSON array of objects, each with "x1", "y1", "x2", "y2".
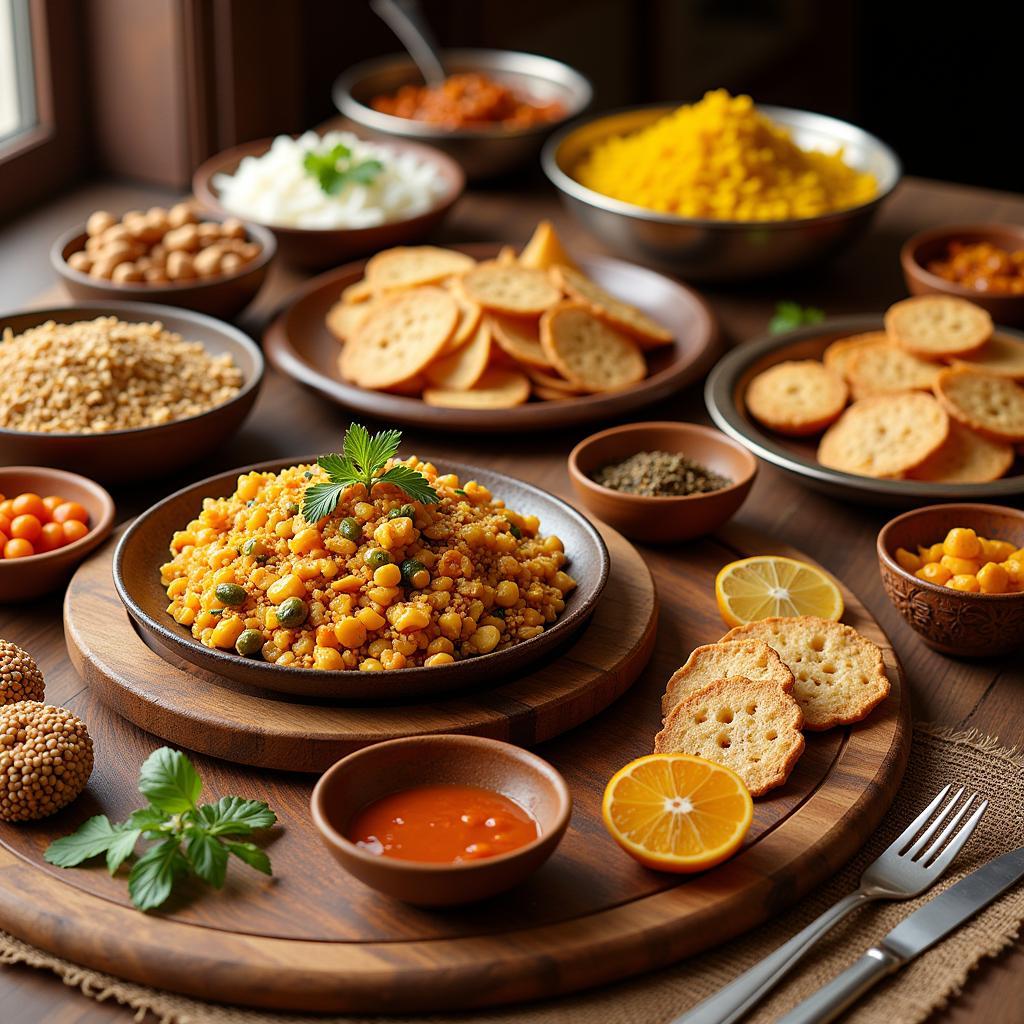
[
  {"x1": 542, "y1": 104, "x2": 901, "y2": 282},
  {"x1": 334, "y1": 48, "x2": 592, "y2": 181}
]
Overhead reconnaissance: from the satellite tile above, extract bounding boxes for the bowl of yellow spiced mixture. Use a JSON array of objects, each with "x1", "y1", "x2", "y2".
[
  {"x1": 543, "y1": 90, "x2": 900, "y2": 280},
  {"x1": 114, "y1": 424, "x2": 608, "y2": 699}
]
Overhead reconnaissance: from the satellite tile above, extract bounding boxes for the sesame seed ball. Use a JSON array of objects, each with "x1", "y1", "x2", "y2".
[
  {"x1": 0, "y1": 640, "x2": 45, "y2": 706},
  {"x1": 0, "y1": 701, "x2": 94, "y2": 822}
]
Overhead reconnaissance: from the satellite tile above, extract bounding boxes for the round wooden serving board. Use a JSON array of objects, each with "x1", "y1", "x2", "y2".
[
  {"x1": 63, "y1": 523, "x2": 656, "y2": 771},
  {"x1": 0, "y1": 524, "x2": 910, "y2": 1014}
]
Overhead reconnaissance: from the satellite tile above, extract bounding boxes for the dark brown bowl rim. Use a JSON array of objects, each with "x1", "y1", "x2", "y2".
[
  {"x1": 334, "y1": 47, "x2": 593, "y2": 141},
  {"x1": 0, "y1": 300, "x2": 264, "y2": 441},
  {"x1": 900, "y1": 223, "x2": 1024, "y2": 301},
  {"x1": 309, "y1": 734, "x2": 572, "y2": 874},
  {"x1": 192, "y1": 134, "x2": 466, "y2": 236},
  {"x1": 0, "y1": 466, "x2": 116, "y2": 567},
  {"x1": 877, "y1": 502, "x2": 1024, "y2": 602},
  {"x1": 568, "y1": 421, "x2": 758, "y2": 505},
  {"x1": 51, "y1": 214, "x2": 278, "y2": 295},
  {"x1": 111, "y1": 455, "x2": 610, "y2": 689}
]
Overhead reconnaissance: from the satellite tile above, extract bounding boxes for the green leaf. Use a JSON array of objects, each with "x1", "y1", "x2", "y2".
[
  {"x1": 128, "y1": 838, "x2": 188, "y2": 911},
  {"x1": 344, "y1": 158, "x2": 383, "y2": 186},
  {"x1": 224, "y1": 840, "x2": 273, "y2": 876},
  {"x1": 317, "y1": 451, "x2": 355, "y2": 482},
  {"x1": 137, "y1": 748, "x2": 202, "y2": 814},
  {"x1": 196, "y1": 796, "x2": 277, "y2": 835},
  {"x1": 105, "y1": 828, "x2": 142, "y2": 875},
  {"x1": 185, "y1": 829, "x2": 230, "y2": 889},
  {"x1": 769, "y1": 301, "x2": 825, "y2": 335},
  {"x1": 44, "y1": 815, "x2": 124, "y2": 868},
  {"x1": 363, "y1": 427, "x2": 403, "y2": 475},
  {"x1": 303, "y1": 145, "x2": 381, "y2": 196},
  {"x1": 128, "y1": 806, "x2": 172, "y2": 835},
  {"x1": 342, "y1": 421, "x2": 373, "y2": 473},
  {"x1": 302, "y1": 482, "x2": 346, "y2": 523},
  {"x1": 378, "y1": 465, "x2": 438, "y2": 505}
]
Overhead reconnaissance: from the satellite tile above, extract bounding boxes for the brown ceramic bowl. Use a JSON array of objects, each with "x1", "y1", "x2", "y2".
[
  {"x1": 51, "y1": 213, "x2": 276, "y2": 320},
  {"x1": 310, "y1": 734, "x2": 571, "y2": 906},
  {"x1": 0, "y1": 467, "x2": 115, "y2": 602},
  {"x1": 901, "y1": 224, "x2": 1024, "y2": 326},
  {"x1": 568, "y1": 422, "x2": 757, "y2": 543},
  {"x1": 877, "y1": 503, "x2": 1024, "y2": 657},
  {"x1": 112, "y1": 457, "x2": 609, "y2": 700},
  {"x1": 192, "y1": 136, "x2": 465, "y2": 271},
  {"x1": 0, "y1": 302, "x2": 263, "y2": 484}
]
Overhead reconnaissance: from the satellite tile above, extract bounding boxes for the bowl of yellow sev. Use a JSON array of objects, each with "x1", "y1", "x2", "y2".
[{"x1": 542, "y1": 90, "x2": 900, "y2": 281}]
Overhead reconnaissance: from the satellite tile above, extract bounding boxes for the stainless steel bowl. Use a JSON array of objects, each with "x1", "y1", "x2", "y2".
[
  {"x1": 334, "y1": 48, "x2": 592, "y2": 181},
  {"x1": 542, "y1": 104, "x2": 901, "y2": 282}
]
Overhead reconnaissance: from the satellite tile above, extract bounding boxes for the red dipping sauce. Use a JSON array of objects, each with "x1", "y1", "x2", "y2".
[{"x1": 347, "y1": 784, "x2": 539, "y2": 863}]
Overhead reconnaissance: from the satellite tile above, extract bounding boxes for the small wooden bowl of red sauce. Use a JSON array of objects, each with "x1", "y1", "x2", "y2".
[{"x1": 310, "y1": 734, "x2": 572, "y2": 906}]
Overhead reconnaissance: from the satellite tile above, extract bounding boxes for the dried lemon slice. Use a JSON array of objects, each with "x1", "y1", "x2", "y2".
[{"x1": 715, "y1": 555, "x2": 843, "y2": 628}]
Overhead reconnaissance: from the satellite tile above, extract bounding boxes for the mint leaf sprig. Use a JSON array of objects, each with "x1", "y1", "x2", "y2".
[
  {"x1": 302, "y1": 422, "x2": 439, "y2": 523},
  {"x1": 769, "y1": 300, "x2": 825, "y2": 335},
  {"x1": 44, "y1": 748, "x2": 276, "y2": 912},
  {"x1": 303, "y1": 143, "x2": 383, "y2": 196}
]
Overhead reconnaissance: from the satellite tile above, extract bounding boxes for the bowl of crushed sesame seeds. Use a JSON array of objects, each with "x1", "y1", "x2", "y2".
[
  {"x1": 568, "y1": 421, "x2": 757, "y2": 543},
  {"x1": 0, "y1": 302, "x2": 264, "y2": 483}
]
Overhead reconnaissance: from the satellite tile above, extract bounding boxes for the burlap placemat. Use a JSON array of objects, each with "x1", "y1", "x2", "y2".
[{"x1": 2, "y1": 724, "x2": 1022, "y2": 1024}]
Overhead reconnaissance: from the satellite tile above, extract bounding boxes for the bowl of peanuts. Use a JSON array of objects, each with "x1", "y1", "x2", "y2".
[
  {"x1": 51, "y1": 202, "x2": 276, "y2": 320},
  {"x1": 877, "y1": 503, "x2": 1024, "y2": 657}
]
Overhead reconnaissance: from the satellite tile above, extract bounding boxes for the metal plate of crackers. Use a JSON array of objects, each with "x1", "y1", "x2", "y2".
[
  {"x1": 706, "y1": 299, "x2": 1024, "y2": 505},
  {"x1": 263, "y1": 223, "x2": 717, "y2": 432}
]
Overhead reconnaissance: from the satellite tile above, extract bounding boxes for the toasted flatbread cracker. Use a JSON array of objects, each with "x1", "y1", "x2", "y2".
[
  {"x1": 746, "y1": 360, "x2": 849, "y2": 436},
  {"x1": 423, "y1": 320, "x2": 491, "y2": 391},
  {"x1": 460, "y1": 263, "x2": 562, "y2": 316},
  {"x1": 906, "y1": 420, "x2": 1014, "y2": 483},
  {"x1": 540, "y1": 301, "x2": 645, "y2": 393},
  {"x1": 933, "y1": 367, "x2": 1024, "y2": 443},
  {"x1": 366, "y1": 246, "x2": 476, "y2": 292},
  {"x1": 488, "y1": 313, "x2": 551, "y2": 368},
  {"x1": 423, "y1": 367, "x2": 530, "y2": 408},
  {"x1": 885, "y1": 295, "x2": 991, "y2": 358}
]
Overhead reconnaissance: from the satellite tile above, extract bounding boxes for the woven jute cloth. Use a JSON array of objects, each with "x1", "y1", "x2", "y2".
[{"x1": 2, "y1": 724, "x2": 1022, "y2": 1024}]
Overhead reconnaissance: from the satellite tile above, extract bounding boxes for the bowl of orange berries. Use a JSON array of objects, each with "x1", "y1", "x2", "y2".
[
  {"x1": 0, "y1": 467, "x2": 115, "y2": 601},
  {"x1": 877, "y1": 503, "x2": 1024, "y2": 657}
]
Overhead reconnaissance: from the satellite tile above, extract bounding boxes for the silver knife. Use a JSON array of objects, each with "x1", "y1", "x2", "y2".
[{"x1": 778, "y1": 846, "x2": 1024, "y2": 1024}]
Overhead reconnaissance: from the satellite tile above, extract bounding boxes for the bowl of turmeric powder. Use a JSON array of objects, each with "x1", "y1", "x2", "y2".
[{"x1": 542, "y1": 91, "x2": 901, "y2": 282}]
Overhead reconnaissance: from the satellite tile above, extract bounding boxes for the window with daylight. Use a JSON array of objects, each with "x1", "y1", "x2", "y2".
[{"x1": 0, "y1": 0, "x2": 36, "y2": 148}]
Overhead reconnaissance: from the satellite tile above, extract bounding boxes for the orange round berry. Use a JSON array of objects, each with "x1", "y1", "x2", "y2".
[
  {"x1": 52, "y1": 501, "x2": 89, "y2": 525},
  {"x1": 41, "y1": 495, "x2": 64, "y2": 514},
  {"x1": 11, "y1": 493, "x2": 46, "y2": 519},
  {"x1": 36, "y1": 521, "x2": 67, "y2": 553},
  {"x1": 3, "y1": 538, "x2": 35, "y2": 558},
  {"x1": 62, "y1": 519, "x2": 90, "y2": 543},
  {"x1": 0, "y1": 499, "x2": 15, "y2": 518},
  {"x1": 0, "y1": 513, "x2": 10, "y2": 536},
  {"x1": 10, "y1": 514, "x2": 42, "y2": 542}
]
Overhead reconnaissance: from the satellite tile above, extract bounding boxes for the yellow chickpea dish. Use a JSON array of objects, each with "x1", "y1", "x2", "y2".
[
  {"x1": 159, "y1": 425, "x2": 576, "y2": 671},
  {"x1": 895, "y1": 527, "x2": 1024, "y2": 595}
]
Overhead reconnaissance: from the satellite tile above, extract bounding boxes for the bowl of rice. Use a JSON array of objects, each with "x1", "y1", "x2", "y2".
[
  {"x1": 193, "y1": 130, "x2": 465, "y2": 270},
  {"x1": 542, "y1": 91, "x2": 901, "y2": 282}
]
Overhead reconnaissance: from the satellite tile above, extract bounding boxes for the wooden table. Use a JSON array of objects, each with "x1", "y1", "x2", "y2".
[{"x1": 1, "y1": 176, "x2": 1022, "y2": 1023}]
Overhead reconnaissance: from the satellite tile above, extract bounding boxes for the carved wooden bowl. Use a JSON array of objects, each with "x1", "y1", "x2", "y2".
[{"x1": 877, "y1": 503, "x2": 1024, "y2": 657}]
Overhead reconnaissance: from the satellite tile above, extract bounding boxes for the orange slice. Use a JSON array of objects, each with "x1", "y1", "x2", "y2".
[
  {"x1": 715, "y1": 555, "x2": 844, "y2": 629},
  {"x1": 601, "y1": 754, "x2": 753, "y2": 873}
]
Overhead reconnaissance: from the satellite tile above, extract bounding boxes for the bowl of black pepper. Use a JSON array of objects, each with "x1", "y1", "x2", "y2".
[{"x1": 568, "y1": 421, "x2": 757, "y2": 543}]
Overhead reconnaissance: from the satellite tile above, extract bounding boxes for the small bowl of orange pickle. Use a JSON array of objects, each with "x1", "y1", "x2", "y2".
[
  {"x1": 877, "y1": 503, "x2": 1024, "y2": 657},
  {"x1": 902, "y1": 223, "x2": 1024, "y2": 326}
]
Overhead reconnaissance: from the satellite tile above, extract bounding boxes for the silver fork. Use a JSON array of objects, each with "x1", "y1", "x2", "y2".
[{"x1": 673, "y1": 784, "x2": 988, "y2": 1024}]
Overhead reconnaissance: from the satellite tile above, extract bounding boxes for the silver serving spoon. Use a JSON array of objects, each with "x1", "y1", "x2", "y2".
[{"x1": 370, "y1": 0, "x2": 447, "y2": 87}]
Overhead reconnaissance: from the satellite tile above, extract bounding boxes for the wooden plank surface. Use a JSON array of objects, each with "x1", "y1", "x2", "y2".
[{"x1": 1, "y1": 175, "x2": 1023, "y2": 1021}]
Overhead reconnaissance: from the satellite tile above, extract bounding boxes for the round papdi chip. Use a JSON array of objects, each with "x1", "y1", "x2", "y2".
[
  {"x1": 746, "y1": 360, "x2": 849, "y2": 436},
  {"x1": 423, "y1": 367, "x2": 530, "y2": 409},
  {"x1": 950, "y1": 333, "x2": 1024, "y2": 380},
  {"x1": 552, "y1": 265, "x2": 673, "y2": 347},
  {"x1": 540, "y1": 302, "x2": 646, "y2": 393},
  {"x1": 822, "y1": 331, "x2": 890, "y2": 380},
  {"x1": 438, "y1": 297, "x2": 482, "y2": 356},
  {"x1": 845, "y1": 341, "x2": 942, "y2": 399},
  {"x1": 341, "y1": 278, "x2": 373, "y2": 304},
  {"x1": 365, "y1": 246, "x2": 476, "y2": 292},
  {"x1": 906, "y1": 421, "x2": 1014, "y2": 484},
  {"x1": 423, "y1": 320, "x2": 491, "y2": 391},
  {"x1": 326, "y1": 297, "x2": 378, "y2": 343},
  {"x1": 525, "y1": 365, "x2": 581, "y2": 394},
  {"x1": 339, "y1": 286, "x2": 458, "y2": 389},
  {"x1": 488, "y1": 313, "x2": 552, "y2": 368},
  {"x1": 933, "y1": 367, "x2": 1024, "y2": 443},
  {"x1": 460, "y1": 263, "x2": 562, "y2": 316},
  {"x1": 884, "y1": 295, "x2": 992, "y2": 358},
  {"x1": 817, "y1": 392, "x2": 949, "y2": 478}
]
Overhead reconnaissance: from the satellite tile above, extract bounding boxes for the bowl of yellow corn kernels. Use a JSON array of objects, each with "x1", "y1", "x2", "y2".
[
  {"x1": 877, "y1": 503, "x2": 1024, "y2": 657},
  {"x1": 541, "y1": 90, "x2": 901, "y2": 282}
]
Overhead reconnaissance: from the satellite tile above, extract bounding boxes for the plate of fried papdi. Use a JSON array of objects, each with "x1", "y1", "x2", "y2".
[
  {"x1": 264, "y1": 221, "x2": 717, "y2": 431},
  {"x1": 707, "y1": 297, "x2": 1024, "y2": 504}
]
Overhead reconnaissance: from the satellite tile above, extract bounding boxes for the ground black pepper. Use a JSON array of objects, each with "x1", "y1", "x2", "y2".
[{"x1": 591, "y1": 450, "x2": 732, "y2": 497}]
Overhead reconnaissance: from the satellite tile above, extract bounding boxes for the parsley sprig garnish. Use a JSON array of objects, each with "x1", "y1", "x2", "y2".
[
  {"x1": 302, "y1": 423, "x2": 438, "y2": 523},
  {"x1": 44, "y1": 748, "x2": 276, "y2": 912},
  {"x1": 303, "y1": 142, "x2": 383, "y2": 196},
  {"x1": 769, "y1": 300, "x2": 825, "y2": 334}
]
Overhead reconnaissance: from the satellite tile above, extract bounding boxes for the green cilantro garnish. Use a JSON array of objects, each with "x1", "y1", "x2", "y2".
[
  {"x1": 303, "y1": 143, "x2": 383, "y2": 196},
  {"x1": 44, "y1": 748, "x2": 275, "y2": 912},
  {"x1": 302, "y1": 423, "x2": 438, "y2": 523},
  {"x1": 769, "y1": 301, "x2": 825, "y2": 335}
]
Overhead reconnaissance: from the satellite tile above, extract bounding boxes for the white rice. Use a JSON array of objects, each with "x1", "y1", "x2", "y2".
[{"x1": 213, "y1": 131, "x2": 447, "y2": 230}]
